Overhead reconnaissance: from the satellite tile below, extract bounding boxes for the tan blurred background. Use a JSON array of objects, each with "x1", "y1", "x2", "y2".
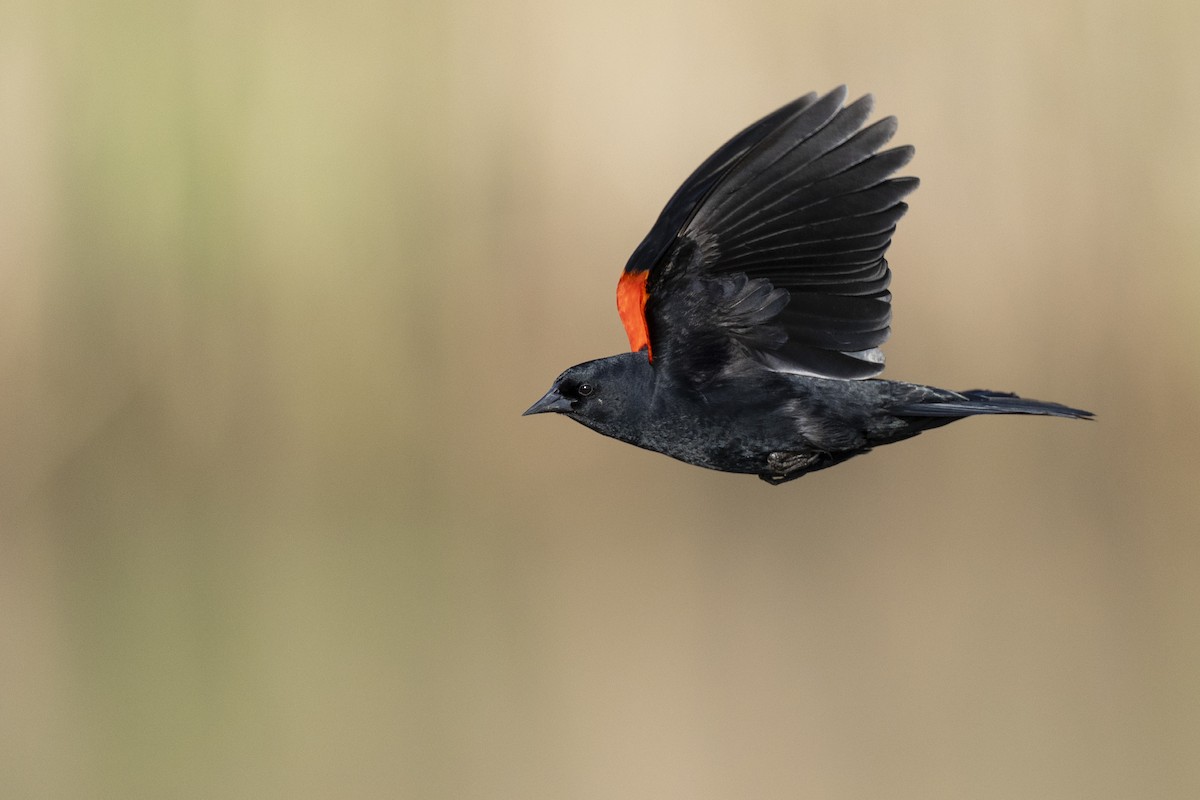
[{"x1": 2, "y1": 1, "x2": 1198, "y2": 798}]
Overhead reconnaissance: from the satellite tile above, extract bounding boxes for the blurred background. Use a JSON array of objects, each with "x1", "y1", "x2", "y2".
[{"x1": 2, "y1": 0, "x2": 1198, "y2": 798}]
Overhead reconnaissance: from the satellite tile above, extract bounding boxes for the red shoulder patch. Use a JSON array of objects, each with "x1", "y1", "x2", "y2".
[{"x1": 616, "y1": 270, "x2": 652, "y2": 359}]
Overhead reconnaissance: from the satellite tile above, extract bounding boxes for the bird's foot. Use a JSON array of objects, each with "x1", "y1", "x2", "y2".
[{"x1": 760, "y1": 451, "x2": 826, "y2": 485}]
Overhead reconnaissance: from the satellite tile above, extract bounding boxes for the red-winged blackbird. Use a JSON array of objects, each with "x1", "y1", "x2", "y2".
[{"x1": 524, "y1": 87, "x2": 1092, "y2": 484}]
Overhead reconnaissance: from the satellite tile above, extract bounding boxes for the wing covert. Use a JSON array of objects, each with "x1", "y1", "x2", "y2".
[{"x1": 619, "y1": 86, "x2": 918, "y2": 383}]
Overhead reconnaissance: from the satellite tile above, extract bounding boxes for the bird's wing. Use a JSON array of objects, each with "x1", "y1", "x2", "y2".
[{"x1": 616, "y1": 86, "x2": 917, "y2": 384}]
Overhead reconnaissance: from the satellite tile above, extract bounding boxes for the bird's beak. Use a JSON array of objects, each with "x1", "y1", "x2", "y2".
[{"x1": 523, "y1": 387, "x2": 573, "y2": 416}]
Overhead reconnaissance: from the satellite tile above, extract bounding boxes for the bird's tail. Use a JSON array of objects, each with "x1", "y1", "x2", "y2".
[{"x1": 894, "y1": 390, "x2": 1094, "y2": 420}]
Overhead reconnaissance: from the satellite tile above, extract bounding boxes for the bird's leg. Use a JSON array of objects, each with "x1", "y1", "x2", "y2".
[{"x1": 760, "y1": 451, "x2": 826, "y2": 485}]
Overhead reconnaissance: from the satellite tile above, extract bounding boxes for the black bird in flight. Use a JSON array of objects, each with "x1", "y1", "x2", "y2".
[{"x1": 524, "y1": 87, "x2": 1092, "y2": 484}]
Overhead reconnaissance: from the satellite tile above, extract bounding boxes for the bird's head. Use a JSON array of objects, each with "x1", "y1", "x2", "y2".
[{"x1": 523, "y1": 352, "x2": 653, "y2": 436}]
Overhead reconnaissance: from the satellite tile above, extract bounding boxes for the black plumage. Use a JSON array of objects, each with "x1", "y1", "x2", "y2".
[{"x1": 525, "y1": 87, "x2": 1091, "y2": 484}]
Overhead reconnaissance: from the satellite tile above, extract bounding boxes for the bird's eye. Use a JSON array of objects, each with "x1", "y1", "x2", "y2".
[{"x1": 577, "y1": 383, "x2": 594, "y2": 397}]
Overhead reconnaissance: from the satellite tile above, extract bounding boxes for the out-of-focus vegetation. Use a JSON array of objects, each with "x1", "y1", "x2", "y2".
[{"x1": 2, "y1": 1, "x2": 1198, "y2": 798}]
